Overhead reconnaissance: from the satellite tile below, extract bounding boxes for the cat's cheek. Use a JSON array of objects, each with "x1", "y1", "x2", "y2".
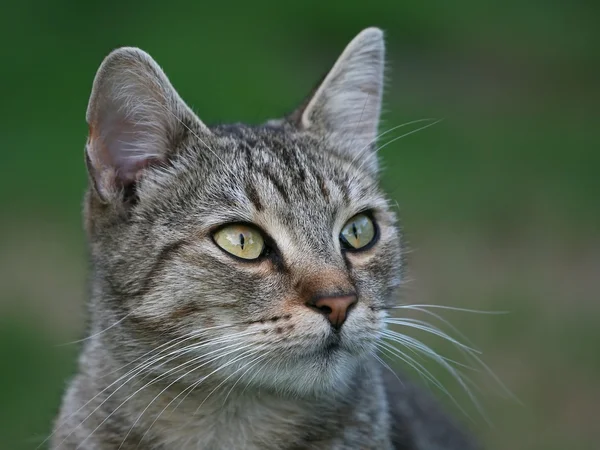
[{"x1": 342, "y1": 303, "x2": 383, "y2": 339}]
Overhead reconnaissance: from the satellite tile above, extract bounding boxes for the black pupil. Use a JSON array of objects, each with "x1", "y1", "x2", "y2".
[
  {"x1": 239, "y1": 233, "x2": 245, "y2": 250},
  {"x1": 352, "y1": 223, "x2": 358, "y2": 240}
]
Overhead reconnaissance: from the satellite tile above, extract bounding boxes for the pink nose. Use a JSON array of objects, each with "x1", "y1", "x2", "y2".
[{"x1": 308, "y1": 294, "x2": 358, "y2": 329}]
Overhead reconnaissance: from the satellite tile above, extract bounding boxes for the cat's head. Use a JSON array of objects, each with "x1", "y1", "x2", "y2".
[{"x1": 85, "y1": 28, "x2": 402, "y2": 396}]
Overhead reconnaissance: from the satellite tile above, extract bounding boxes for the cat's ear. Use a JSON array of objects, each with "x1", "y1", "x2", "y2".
[
  {"x1": 85, "y1": 47, "x2": 208, "y2": 202},
  {"x1": 291, "y1": 28, "x2": 385, "y2": 162}
]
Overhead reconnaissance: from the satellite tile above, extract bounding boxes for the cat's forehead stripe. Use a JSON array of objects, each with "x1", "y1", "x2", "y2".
[{"x1": 214, "y1": 125, "x2": 370, "y2": 209}]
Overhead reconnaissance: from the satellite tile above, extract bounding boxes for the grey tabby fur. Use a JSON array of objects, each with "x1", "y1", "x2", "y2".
[{"x1": 51, "y1": 28, "x2": 478, "y2": 449}]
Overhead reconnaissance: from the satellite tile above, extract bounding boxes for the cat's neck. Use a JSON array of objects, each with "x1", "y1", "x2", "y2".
[{"x1": 79, "y1": 337, "x2": 389, "y2": 449}]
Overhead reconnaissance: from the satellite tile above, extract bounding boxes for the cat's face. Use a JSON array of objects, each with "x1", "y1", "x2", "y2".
[{"x1": 85, "y1": 28, "x2": 402, "y2": 395}]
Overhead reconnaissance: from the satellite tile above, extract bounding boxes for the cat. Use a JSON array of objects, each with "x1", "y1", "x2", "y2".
[{"x1": 50, "y1": 27, "x2": 478, "y2": 449}]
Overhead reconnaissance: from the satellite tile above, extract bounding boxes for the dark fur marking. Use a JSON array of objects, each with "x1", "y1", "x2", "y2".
[
  {"x1": 259, "y1": 167, "x2": 290, "y2": 203},
  {"x1": 245, "y1": 181, "x2": 263, "y2": 211},
  {"x1": 284, "y1": 145, "x2": 307, "y2": 183},
  {"x1": 242, "y1": 142, "x2": 255, "y2": 171},
  {"x1": 313, "y1": 170, "x2": 330, "y2": 200},
  {"x1": 241, "y1": 142, "x2": 264, "y2": 210},
  {"x1": 170, "y1": 302, "x2": 201, "y2": 320},
  {"x1": 134, "y1": 239, "x2": 188, "y2": 298},
  {"x1": 246, "y1": 315, "x2": 285, "y2": 325}
]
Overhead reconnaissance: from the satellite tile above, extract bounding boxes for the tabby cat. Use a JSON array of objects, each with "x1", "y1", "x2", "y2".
[{"x1": 51, "y1": 27, "x2": 478, "y2": 449}]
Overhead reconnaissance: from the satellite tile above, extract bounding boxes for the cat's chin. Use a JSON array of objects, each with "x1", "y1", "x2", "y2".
[{"x1": 238, "y1": 344, "x2": 373, "y2": 398}]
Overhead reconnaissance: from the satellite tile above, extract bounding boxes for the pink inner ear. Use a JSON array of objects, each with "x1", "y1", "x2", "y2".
[{"x1": 88, "y1": 113, "x2": 164, "y2": 189}]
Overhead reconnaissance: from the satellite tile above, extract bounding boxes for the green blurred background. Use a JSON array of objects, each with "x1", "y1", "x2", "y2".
[{"x1": 1, "y1": 1, "x2": 598, "y2": 449}]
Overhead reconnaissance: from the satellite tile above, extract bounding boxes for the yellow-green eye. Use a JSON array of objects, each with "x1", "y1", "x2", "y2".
[
  {"x1": 213, "y1": 224, "x2": 265, "y2": 260},
  {"x1": 340, "y1": 214, "x2": 376, "y2": 250}
]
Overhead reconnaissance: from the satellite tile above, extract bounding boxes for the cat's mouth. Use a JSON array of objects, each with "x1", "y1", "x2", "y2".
[{"x1": 320, "y1": 333, "x2": 343, "y2": 354}]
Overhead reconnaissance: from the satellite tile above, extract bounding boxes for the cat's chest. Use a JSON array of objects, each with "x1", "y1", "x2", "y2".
[
  {"x1": 150, "y1": 394, "x2": 318, "y2": 450},
  {"x1": 159, "y1": 430, "x2": 387, "y2": 450},
  {"x1": 150, "y1": 400, "x2": 391, "y2": 450}
]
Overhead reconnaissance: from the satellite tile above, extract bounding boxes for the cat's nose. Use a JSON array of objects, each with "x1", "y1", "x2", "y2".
[{"x1": 307, "y1": 294, "x2": 358, "y2": 330}]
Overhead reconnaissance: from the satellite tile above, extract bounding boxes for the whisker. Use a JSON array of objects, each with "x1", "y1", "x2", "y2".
[
  {"x1": 349, "y1": 118, "x2": 442, "y2": 179},
  {"x1": 382, "y1": 326, "x2": 480, "y2": 372},
  {"x1": 97, "y1": 323, "x2": 237, "y2": 379},
  {"x1": 384, "y1": 319, "x2": 481, "y2": 353},
  {"x1": 377, "y1": 341, "x2": 448, "y2": 395},
  {"x1": 349, "y1": 118, "x2": 438, "y2": 167},
  {"x1": 121, "y1": 69, "x2": 231, "y2": 172},
  {"x1": 239, "y1": 352, "x2": 274, "y2": 397},
  {"x1": 374, "y1": 119, "x2": 444, "y2": 155},
  {"x1": 392, "y1": 304, "x2": 510, "y2": 315},
  {"x1": 156, "y1": 102, "x2": 230, "y2": 169},
  {"x1": 56, "y1": 312, "x2": 133, "y2": 346},
  {"x1": 391, "y1": 305, "x2": 479, "y2": 349},
  {"x1": 378, "y1": 339, "x2": 479, "y2": 420},
  {"x1": 198, "y1": 349, "x2": 273, "y2": 411},
  {"x1": 83, "y1": 340, "x2": 258, "y2": 450},
  {"x1": 378, "y1": 339, "x2": 473, "y2": 420},
  {"x1": 383, "y1": 329, "x2": 472, "y2": 371},
  {"x1": 387, "y1": 309, "x2": 518, "y2": 402},
  {"x1": 381, "y1": 330, "x2": 487, "y2": 422},
  {"x1": 40, "y1": 327, "x2": 238, "y2": 450},
  {"x1": 372, "y1": 351, "x2": 404, "y2": 386},
  {"x1": 134, "y1": 346, "x2": 266, "y2": 448},
  {"x1": 221, "y1": 349, "x2": 274, "y2": 405},
  {"x1": 44, "y1": 325, "x2": 248, "y2": 449},
  {"x1": 58, "y1": 332, "x2": 257, "y2": 450}
]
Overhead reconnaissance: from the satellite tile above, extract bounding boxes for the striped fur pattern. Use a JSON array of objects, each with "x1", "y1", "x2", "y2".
[{"x1": 52, "y1": 28, "x2": 477, "y2": 449}]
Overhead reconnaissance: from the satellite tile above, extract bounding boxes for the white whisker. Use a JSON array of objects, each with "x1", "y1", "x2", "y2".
[
  {"x1": 349, "y1": 118, "x2": 442, "y2": 179},
  {"x1": 221, "y1": 350, "x2": 274, "y2": 405},
  {"x1": 391, "y1": 305, "x2": 479, "y2": 349},
  {"x1": 134, "y1": 346, "x2": 267, "y2": 448},
  {"x1": 57, "y1": 312, "x2": 133, "y2": 346},
  {"x1": 378, "y1": 339, "x2": 473, "y2": 420},
  {"x1": 377, "y1": 341, "x2": 448, "y2": 395},
  {"x1": 195, "y1": 350, "x2": 271, "y2": 412},
  {"x1": 372, "y1": 352, "x2": 404, "y2": 386},
  {"x1": 392, "y1": 304, "x2": 510, "y2": 315},
  {"x1": 389, "y1": 307, "x2": 518, "y2": 402},
  {"x1": 58, "y1": 332, "x2": 257, "y2": 450},
  {"x1": 374, "y1": 119, "x2": 444, "y2": 155},
  {"x1": 384, "y1": 318, "x2": 481, "y2": 353},
  {"x1": 83, "y1": 340, "x2": 258, "y2": 450},
  {"x1": 156, "y1": 102, "x2": 230, "y2": 169},
  {"x1": 350, "y1": 118, "x2": 439, "y2": 167},
  {"x1": 381, "y1": 329, "x2": 487, "y2": 423},
  {"x1": 382, "y1": 326, "x2": 480, "y2": 372},
  {"x1": 40, "y1": 325, "x2": 240, "y2": 449}
]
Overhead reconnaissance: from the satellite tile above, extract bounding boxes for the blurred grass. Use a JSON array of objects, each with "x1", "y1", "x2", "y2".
[
  {"x1": 1, "y1": 0, "x2": 598, "y2": 449},
  {"x1": 0, "y1": 318, "x2": 78, "y2": 450}
]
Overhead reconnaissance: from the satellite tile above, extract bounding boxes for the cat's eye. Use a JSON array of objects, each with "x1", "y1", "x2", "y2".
[
  {"x1": 340, "y1": 214, "x2": 376, "y2": 250},
  {"x1": 213, "y1": 224, "x2": 265, "y2": 260}
]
